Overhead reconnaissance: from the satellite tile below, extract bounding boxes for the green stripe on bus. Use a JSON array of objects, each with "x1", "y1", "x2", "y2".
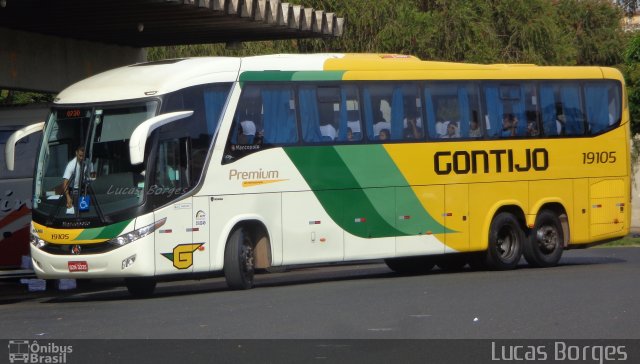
[
  {"x1": 239, "y1": 71, "x2": 345, "y2": 83},
  {"x1": 75, "y1": 219, "x2": 132, "y2": 241},
  {"x1": 334, "y1": 145, "x2": 450, "y2": 235},
  {"x1": 284, "y1": 145, "x2": 450, "y2": 237},
  {"x1": 284, "y1": 146, "x2": 401, "y2": 237}
]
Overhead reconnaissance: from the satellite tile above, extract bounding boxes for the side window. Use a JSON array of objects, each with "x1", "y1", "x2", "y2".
[
  {"x1": 261, "y1": 86, "x2": 298, "y2": 145},
  {"x1": 483, "y1": 83, "x2": 538, "y2": 138},
  {"x1": 426, "y1": 82, "x2": 481, "y2": 140},
  {"x1": 585, "y1": 81, "x2": 621, "y2": 134},
  {"x1": 400, "y1": 84, "x2": 423, "y2": 140},
  {"x1": 363, "y1": 83, "x2": 421, "y2": 141},
  {"x1": 342, "y1": 86, "x2": 363, "y2": 142},
  {"x1": 162, "y1": 84, "x2": 231, "y2": 183},
  {"x1": 154, "y1": 138, "x2": 188, "y2": 191},
  {"x1": 299, "y1": 85, "x2": 362, "y2": 144},
  {"x1": 230, "y1": 84, "x2": 298, "y2": 146},
  {"x1": 539, "y1": 82, "x2": 586, "y2": 136},
  {"x1": 225, "y1": 84, "x2": 297, "y2": 163},
  {"x1": 299, "y1": 86, "x2": 336, "y2": 143}
]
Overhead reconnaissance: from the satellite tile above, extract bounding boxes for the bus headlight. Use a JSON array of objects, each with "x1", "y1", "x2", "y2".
[
  {"x1": 30, "y1": 233, "x2": 46, "y2": 249},
  {"x1": 108, "y1": 218, "x2": 166, "y2": 247}
]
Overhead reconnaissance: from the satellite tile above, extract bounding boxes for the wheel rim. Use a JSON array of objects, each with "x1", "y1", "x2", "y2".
[
  {"x1": 535, "y1": 225, "x2": 559, "y2": 254},
  {"x1": 496, "y1": 225, "x2": 517, "y2": 260},
  {"x1": 241, "y1": 238, "x2": 255, "y2": 280}
]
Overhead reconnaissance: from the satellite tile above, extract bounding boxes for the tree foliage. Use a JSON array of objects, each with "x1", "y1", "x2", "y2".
[
  {"x1": 149, "y1": 0, "x2": 626, "y2": 67},
  {"x1": 556, "y1": 0, "x2": 627, "y2": 65},
  {"x1": 624, "y1": 34, "x2": 640, "y2": 135},
  {"x1": 0, "y1": 90, "x2": 54, "y2": 105},
  {"x1": 4, "y1": 0, "x2": 634, "y2": 112}
]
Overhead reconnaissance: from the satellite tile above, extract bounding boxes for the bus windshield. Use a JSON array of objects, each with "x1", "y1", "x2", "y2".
[{"x1": 33, "y1": 102, "x2": 158, "y2": 219}]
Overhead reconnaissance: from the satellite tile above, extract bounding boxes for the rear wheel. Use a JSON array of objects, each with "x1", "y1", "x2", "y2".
[
  {"x1": 524, "y1": 210, "x2": 564, "y2": 268},
  {"x1": 224, "y1": 227, "x2": 255, "y2": 290},
  {"x1": 385, "y1": 256, "x2": 435, "y2": 275},
  {"x1": 125, "y1": 277, "x2": 156, "y2": 298},
  {"x1": 484, "y1": 212, "x2": 524, "y2": 270}
]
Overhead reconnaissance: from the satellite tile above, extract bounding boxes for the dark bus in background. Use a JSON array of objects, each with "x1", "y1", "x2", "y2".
[{"x1": 0, "y1": 105, "x2": 46, "y2": 269}]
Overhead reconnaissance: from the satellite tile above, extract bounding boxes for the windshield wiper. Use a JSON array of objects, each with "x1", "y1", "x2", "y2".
[{"x1": 82, "y1": 180, "x2": 109, "y2": 224}]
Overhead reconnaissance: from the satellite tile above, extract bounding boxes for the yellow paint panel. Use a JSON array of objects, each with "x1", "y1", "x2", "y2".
[
  {"x1": 589, "y1": 178, "x2": 627, "y2": 238},
  {"x1": 339, "y1": 68, "x2": 606, "y2": 82},
  {"x1": 412, "y1": 185, "x2": 445, "y2": 234},
  {"x1": 590, "y1": 179, "x2": 625, "y2": 198},
  {"x1": 445, "y1": 184, "x2": 469, "y2": 252},
  {"x1": 32, "y1": 222, "x2": 106, "y2": 244},
  {"x1": 571, "y1": 179, "x2": 591, "y2": 244}
]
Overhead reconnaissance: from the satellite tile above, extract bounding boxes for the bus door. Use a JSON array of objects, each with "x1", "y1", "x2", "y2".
[
  {"x1": 589, "y1": 178, "x2": 626, "y2": 238},
  {"x1": 152, "y1": 138, "x2": 201, "y2": 274}
]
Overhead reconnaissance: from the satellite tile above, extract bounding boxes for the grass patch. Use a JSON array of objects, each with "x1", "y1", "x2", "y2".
[{"x1": 600, "y1": 235, "x2": 640, "y2": 247}]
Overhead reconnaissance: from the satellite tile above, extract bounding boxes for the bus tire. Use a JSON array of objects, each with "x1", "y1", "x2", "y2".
[
  {"x1": 524, "y1": 210, "x2": 564, "y2": 268},
  {"x1": 125, "y1": 277, "x2": 156, "y2": 298},
  {"x1": 384, "y1": 256, "x2": 435, "y2": 275},
  {"x1": 485, "y1": 212, "x2": 524, "y2": 270},
  {"x1": 224, "y1": 227, "x2": 255, "y2": 290}
]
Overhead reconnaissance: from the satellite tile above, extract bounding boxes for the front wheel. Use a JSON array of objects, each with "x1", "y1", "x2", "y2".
[
  {"x1": 224, "y1": 227, "x2": 255, "y2": 290},
  {"x1": 484, "y1": 212, "x2": 524, "y2": 270},
  {"x1": 523, "y1": 210, "x2": 564, "y2": 268}
]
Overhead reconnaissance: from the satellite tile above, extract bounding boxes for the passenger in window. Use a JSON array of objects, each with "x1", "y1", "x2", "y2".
[
  {"x1": 441, "y1": 122, "x2": 460, "y2": 139},
  {"x1": 527, "y1": 121, "x2": 540, "y2": 137},
  {"x1": 347, "y1": 127, "x2": 354, "y2": 141},
  {"x1": 379, "y1": 129, "x2": 390, "y2": 141},
  {"x1": 435, "y1": 119, "x2": 449, "y2": 138},
  {"x1": 373, "y1": 110, "x2": 391, "y2": 139},
  {"x1": 468, "y1": 119, "x2": 482, "y2": 138},
  {"x1": 403, "y1": 110, "x2": 423, "y2": 139},
  {"x1": 238, "y1": 120, "x2": 256, "y2": 144},
  {"x1": 320, "y1": 122, "x2": 337, "y2": 141},
  {"x1": 556, "y1": 114, "x2": 566, "y2": 135},
  {"x1": 499, "y1": 113, "x2": 517, "y2": 137}
]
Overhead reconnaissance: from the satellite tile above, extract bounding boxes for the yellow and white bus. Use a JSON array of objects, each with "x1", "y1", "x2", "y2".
[{"x1": 6, "y1": 54, "x2": 630, "y2": 296}]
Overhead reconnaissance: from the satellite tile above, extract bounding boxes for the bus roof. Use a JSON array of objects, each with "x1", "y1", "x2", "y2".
[{"x1": 54, "y1": 54, "x2": 622, "y2": 105}]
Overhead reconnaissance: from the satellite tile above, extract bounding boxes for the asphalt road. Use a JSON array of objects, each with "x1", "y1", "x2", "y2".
[{"x1": 1, "y1": 248, "x2": 639, "y2": 340}]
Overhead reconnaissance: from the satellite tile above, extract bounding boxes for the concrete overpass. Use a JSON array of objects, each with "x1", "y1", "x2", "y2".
[{"x1": 0, "y1": 0, "x2": 344, "y2": 93}]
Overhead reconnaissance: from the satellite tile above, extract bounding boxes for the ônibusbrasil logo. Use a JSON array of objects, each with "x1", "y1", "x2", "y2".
[{"x1": 7, "y1": 340, "x2": 73, "y2": 363}]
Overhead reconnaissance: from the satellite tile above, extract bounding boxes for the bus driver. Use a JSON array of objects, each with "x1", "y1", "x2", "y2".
[{"x1": 62, "y1": 146, "x2": 93, "y2": 209}]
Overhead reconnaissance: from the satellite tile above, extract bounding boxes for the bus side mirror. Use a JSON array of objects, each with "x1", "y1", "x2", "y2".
[
  {"x1": 5, "y1": 121, "x2": 45, "y2": 171},
  {"x1": 129, "y1": 111, "x2": 193, "y2": 165}
]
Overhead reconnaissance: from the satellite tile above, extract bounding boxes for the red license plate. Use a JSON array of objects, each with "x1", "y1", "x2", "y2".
[{"x1": 68, "y1": 261, "x2": 88, "y2": 272}]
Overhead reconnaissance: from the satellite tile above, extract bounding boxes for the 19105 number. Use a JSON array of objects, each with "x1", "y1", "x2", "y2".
[{"x1": 582, "y1": 151, "x2": 616, "y2": 164}]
